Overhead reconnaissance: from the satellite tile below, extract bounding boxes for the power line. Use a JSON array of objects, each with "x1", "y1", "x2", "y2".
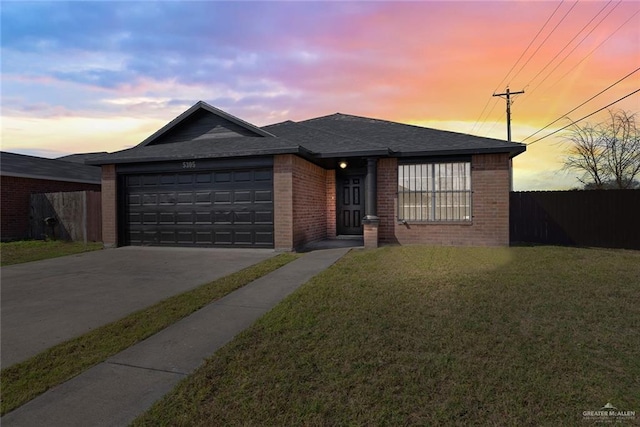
[
  {"x1": 522, "y1": 67, "x2": 640, "y2": 143},
  {"x1": 528, "y1": 0, "x2": 624, "y2": 95},
  {"x1": 509, "y1": 0, "x2": 580, "y2": 86},
  {"x1": 470, "y1": 1, "x2": 565, "y2": 134},
  {"x1": 546, "y1": 7, "x2": 640, "y2": 92},
  {"x1": 526, "y1": 89, "x2": 640, "y2": 146},
  {"x1": 522, "y1": 0, "x2": 615, "y2": 92},
  {"x1": 494, "y1": 1, "x2": 565, "y2": 94}
]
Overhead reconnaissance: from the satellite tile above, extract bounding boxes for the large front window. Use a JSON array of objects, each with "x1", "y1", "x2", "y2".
[{"x1": 398, "y1": 162, "x2": 472, "y2": 222}]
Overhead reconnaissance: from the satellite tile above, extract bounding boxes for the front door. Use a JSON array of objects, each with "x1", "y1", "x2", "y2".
[{"x1": 337, "y1": 175, "x2": 364, "y2": 235}]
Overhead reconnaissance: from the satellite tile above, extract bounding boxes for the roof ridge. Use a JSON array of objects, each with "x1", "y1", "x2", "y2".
[{"x1": 292, "y1": 117, "x2": 393, "y2": 150}]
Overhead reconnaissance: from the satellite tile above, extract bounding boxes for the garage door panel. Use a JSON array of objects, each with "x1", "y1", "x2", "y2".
[
  {"x1": 235, "y1": 211, "x2": 253, "y2": 224},
  {"x1": 234, "y1": 191, "x2": 252, "y2": 203},
  {"x1": 255, "y1": 170, "x2": 272, "y2": 181},
  {"x1": 158, "y1": 193, "x2": 175, "y2": 205},
  {"x1": 195, "y1": 212, "x2": 211, "y2": 224},
  {"x1": 255, "y1": 211, "x2": 273, "y2": 224},
  {"x1": 214, "y1": 171, "x2": 231, "y2": 183},
  {"x1": 195, "y1": 192, "x2": 211, "y2": 204},
  {"x1": 235, "y1": 231, "x2": 252, "y2": 244},
  {"x1": 255, "y1": 231, "x2": 274, "y2": 245},
  {"x1": 213, "y1": 192, "x2": 232, "y2": 204},
  {"x1": 160, "y1": 175, "x2": 176, "y2": 185},
  {"x1": 234, "y1": 171, "x2": 252, "y2": 182},
  {"x1": 176, "y1": 193, "x2": 193, "y2": 204},
  {"x1": 143, "y1": 175, "x2": 160, "y2": 186},
  {"x1": 255, "y1": 190, "x2": 272, "y2": 203},
  {"x1": 178, "y1": 175, "x2": 193, "y2": 184},
  {"x1": 159, "y1": 212, "x2": 175, "y2": 224},
  {"x1": 124, "y1": 168, "x2": 273, "y2": 247}
]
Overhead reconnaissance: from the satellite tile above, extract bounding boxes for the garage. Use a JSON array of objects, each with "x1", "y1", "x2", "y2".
[{"x1": 123, "y1": 167, "x2": 274, "y2": 247}]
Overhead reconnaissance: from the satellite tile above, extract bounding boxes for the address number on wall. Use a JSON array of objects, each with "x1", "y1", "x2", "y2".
[{"x1": 182, "y1": 161, "x2": 196, "y2": 169}]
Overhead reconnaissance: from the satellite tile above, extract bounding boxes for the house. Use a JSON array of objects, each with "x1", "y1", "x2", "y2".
[
  {"x1": 0, "y1": 152, "x2": 102, "y2": 241},
  {"x1": 88, "y1": 101, "x2": 525, "y2": 250}
]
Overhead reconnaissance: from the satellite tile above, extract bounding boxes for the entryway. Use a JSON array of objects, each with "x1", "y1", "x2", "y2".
[{"x1": 336, "y1": 174, "x2": 365, "y2": 235}]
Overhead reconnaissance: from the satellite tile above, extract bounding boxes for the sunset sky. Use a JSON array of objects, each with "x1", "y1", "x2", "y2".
[{"x1": 2, "y1": 1, "x2": 639, "y2": 190}]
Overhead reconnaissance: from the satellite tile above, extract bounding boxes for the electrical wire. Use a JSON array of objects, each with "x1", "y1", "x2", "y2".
[
  {"x1": 522, "y1": 67, "x2": 640, "y2": 143},
  {"x1": 523, "y1": 0, "x2": 614, "y2": 92},
  {"x1": 494, "y1": 1, "x2": 565, "y2": 94},
  {"x1": 528, "y1": 0, "x2": 625, "y2": 95},
  {"x1": 509, "y1": 0, "x2": 581, "y2": 86},
  {"x1": 469, "y1": 1, "x2": 565, "y2": 134},
  {"x1": 526, "y1": 89, "x2": 640, "y2": 146}
]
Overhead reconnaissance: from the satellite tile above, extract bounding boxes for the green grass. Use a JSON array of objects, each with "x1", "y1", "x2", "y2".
[
  {"x1": 0, "y1": 240, "x2": 103, "y2": 266},
  {"x1": 0, "y1": 253, "x2": 299, "y2": 415},
  {"x1": 133, "y1": 246, "x2": 640, "y2": 426}
]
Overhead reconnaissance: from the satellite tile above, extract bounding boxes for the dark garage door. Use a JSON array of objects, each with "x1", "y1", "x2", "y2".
[{"x1": 124, "y1": 168, "x2": 273, "y2": 247}]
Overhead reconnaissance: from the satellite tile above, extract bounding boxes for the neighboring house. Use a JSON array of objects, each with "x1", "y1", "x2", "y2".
[
  {"x1": 0, "y1": 152, "x2": 102, "y2": 241},
  {"x1": 89, "y1": 101, "x2": 526, "y2": 250}
]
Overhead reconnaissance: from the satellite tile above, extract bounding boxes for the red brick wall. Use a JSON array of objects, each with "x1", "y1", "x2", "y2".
[
  {"x1": 292, "y1": 156, "x2": 329, "y2": 248},
  {"x1": 101, "y1": 165, "x2": 118, "y2": 247},
  {"x1": 378, "y1": 153, "x2": 511, "y2": 247},
  {"x1": 274, "y1": 154, "x2": 332, "y2": 251},
  {"x1": 0, "y1": 175, "x2": 100, "y2": 241}
]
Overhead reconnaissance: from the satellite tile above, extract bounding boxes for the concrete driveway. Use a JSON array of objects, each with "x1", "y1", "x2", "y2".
[{"x1": 0, "y1": 246, "x2": 275, "y2": 368}]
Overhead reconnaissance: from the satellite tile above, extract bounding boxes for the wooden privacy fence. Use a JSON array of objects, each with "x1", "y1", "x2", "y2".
[
  {"x1": 30, "y1": 191, "x2": 102, "y2": 242},
  {"x1": 510, "y1": 190, "x2": 640, "y2": 250}
]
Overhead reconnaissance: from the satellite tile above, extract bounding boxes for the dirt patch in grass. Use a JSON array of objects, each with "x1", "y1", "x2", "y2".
[
  {"x1": 0, "y1": 253, "x2": 299, "y2": 415},
  {"x1": 133, "y1": 246, "x2": 640, "y2": 426},
  {"x1": 0, "y1": 240, "x2": 103, "y2": 266}
]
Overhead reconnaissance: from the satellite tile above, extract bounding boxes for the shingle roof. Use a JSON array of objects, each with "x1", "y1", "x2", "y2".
[
  {"x1": 88, "y1": 136, "x2": 305, "y2": 164},
  {"x1": 57, "y1": 152, "x2": 109, "y2": 164},
  {"x1": 0, "y1": 151, "x2": 101, "y2": 184},
  {"x1": 89, "y1": 101, "x2": 525, "y2": 165},
  {"x1": 263, "y1": 120, "x2": 391, "y2": 157},
  {"x1": 297, "y1": 113, "x2": 526, "y2": 157}
]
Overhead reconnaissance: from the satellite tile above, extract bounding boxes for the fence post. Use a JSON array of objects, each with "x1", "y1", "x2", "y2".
[{"x1": 82, "y1": 191, "x2": 88, "y2": 246}]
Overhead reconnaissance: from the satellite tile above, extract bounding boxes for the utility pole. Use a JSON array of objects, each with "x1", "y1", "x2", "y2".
[{"x1": 493, "y1": 87, "x2": 524, "y2": 142}]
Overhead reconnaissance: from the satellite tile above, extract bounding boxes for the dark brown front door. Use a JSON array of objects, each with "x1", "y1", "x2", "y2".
[{"x1": 337, "y1": 175, "x2": 364, "y2": 235}]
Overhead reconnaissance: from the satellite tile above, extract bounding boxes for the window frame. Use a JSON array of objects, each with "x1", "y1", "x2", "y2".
[{"x1": 397, "y1": 159, "x2": 472, "y2": 223}]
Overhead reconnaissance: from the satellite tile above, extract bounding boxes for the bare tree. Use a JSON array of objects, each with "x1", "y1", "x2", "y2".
[{"x1": 563, "y1": 110, "x2": 640, "y2": 189}]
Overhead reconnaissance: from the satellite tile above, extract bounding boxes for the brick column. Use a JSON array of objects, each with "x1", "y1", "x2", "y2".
[
  {"x1": 101, "y1": 164, "x2": 118, "y2": 248},
  {"x1": 363, "y1": 220, "x2": 379, "y2": 249},
  {"x1": 273, "y1": 155, "x2": 294, "y2": 251}
]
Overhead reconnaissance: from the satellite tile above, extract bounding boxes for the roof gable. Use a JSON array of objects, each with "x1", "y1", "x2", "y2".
[{"x1": 138, "y1": 101, "x2": 275, "y2": 147}]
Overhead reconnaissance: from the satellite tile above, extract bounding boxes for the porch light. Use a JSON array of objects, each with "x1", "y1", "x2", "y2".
[{"x1": 339, "y1": 161, "x2": 348, "y2": 169}]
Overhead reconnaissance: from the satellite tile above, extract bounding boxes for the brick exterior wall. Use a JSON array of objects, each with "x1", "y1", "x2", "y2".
[
  {"x1": 101, "y1": 165, "x2": 118, "y2": 247},
  {"x1": 377, "y1": 153, "x2": 511, "y2": 247},
  {"x1": 1, "y1": 175, "x2": 100, "y2": 241},
  {"x1": 97, "y1": 153, "x2": 511, "y2": 250},
  {"x1": 274, "y1": 154, "x2": 333, "y2": 251}
]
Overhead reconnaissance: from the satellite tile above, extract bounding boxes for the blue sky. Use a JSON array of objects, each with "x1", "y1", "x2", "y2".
[{"x1": 2, "y1": 1, "x2": 639, "y2": 190}]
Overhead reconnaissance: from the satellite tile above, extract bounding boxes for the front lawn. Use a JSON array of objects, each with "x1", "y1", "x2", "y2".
[
  {"x1": 0, "y1": 240, "x2": 103, "y2": 266},
  {"x1": 134, "y1": 246, "x2": 640, "y2": 426}
]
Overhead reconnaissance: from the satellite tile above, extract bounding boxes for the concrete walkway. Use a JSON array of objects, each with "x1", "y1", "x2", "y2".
[{"x1": 1, "y1": 247, "x2": 351, "y2": 427}]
